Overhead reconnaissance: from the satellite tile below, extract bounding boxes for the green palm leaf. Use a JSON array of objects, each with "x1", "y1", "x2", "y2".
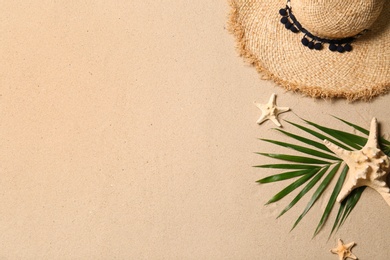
[
  {"x1": 314, "y1": 165, "x2": 348, "y2": 237},
  {"x1": 302, "y1": 119, "x2": 365, "y2": 149},
  {"x1": 254, "y1": 164, "x2": 319, "y2": 169},
  {"x1": 265, "y1": 168, "x2": 318, "y2": 205},
  {"x1": 256, "y1": 153, "x2": 330, "y2": 164},
  {"x1": 260, "y1": 139, "x2": 339, "y2": 160},
  {"x1": 256, "y1": 116, "x2": 388, "y2": 237},
  {"x1": 329, "y1": 186, "x2": 366, "y2": 238},
  {"x1": 257, "y1": 169, "x2": 318, "y2": 183},
  {"x1": 338, "y1": 186, "x2": 366, "y2": 227},
  {"x1": 274, "y1": 128, "x2": 332, "y2": 153},
  {"x1": 333, "y1": 116, "x2": 369, "y2": 135},
  {"x1": 285, "y1": 120, "x2": 352, "y2": 151},
  {"x1": 277, "y1": 165, "x2": 332, "y2": 218},
  {"x1": 291, "y1": 163, "x2": 341, "y2": 231},
  {"x1": 333, "y1": 116, "x2": 390, "y2": 154}
]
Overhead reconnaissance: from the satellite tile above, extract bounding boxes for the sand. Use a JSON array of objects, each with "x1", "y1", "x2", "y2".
[{"x1": 0, "y1": 1, "x2": 389, "y2": 259}]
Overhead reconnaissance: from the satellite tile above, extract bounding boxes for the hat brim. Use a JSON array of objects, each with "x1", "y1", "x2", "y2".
[{"x1": 228, "y1": 0, "x2": 390, "y2": 101}]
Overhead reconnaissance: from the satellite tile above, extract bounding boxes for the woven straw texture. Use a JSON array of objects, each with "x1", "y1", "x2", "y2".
[
  {"x1": 228, "y1": 0, "x2": 390, "y2": 101},
  {"x1": 293, "y1": 0, "x2": 384, "y2": 38}
]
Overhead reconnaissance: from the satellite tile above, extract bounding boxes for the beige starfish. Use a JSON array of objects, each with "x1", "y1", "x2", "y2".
[
  {"x1": 330, "y1": 238, "x2": 357, "y2": 260},
  {"x1": 254, "y1": 93, "x2": 290, "y2": 127},
  {"x1": 324, "y1": 118, "x2": 390, "y2": 206}
]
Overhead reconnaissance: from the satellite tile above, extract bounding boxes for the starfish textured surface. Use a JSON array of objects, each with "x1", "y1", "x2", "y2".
[
  {"x1": 324, "y1": 118, "x2": 390, "y2": 206},
  {"x1": 254, "y1": 93, "x2": 290, "y2": 127},
  {"x1": 330, "y1": 238, "x2": 357, "y2": 260}
]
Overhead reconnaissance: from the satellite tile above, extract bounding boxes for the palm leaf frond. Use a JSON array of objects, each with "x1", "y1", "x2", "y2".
[
  {"x1": 302, "y1": 118, "x2": 365, "y2": 149},
  {"x1": 256, "y1": 117, "x2": 389, "y2": 237},
  {"x1": 332, "y1": 116, "x2": 369, "y2": 135},
  {"x1": 254, "y1": 164, "x2": 319, "y2": 169},
  {"x1": 278, "y1": 166, "x2": 331, "y2": 218},
  {"x1": 265, "y1": 168, "x2": 319, "y2": 205},
  {"x1": 274, "y1": 128, "x2": 331, "y2": 152},
  {"x1": 291, "y1": 163, "x2": 341, "y2": 231},
  {"x1": 314, "y1": 165, "x2": 348, "y2": 237},
  {"x1": 257, "y1": 169, "x2": 317, "y2": 183},
  {"x1": 333, "y1": 116, "x2": 390, "y2": 154},
  {"x1": 260, "y1": 139, "x2": 339, "y2": 160},
  {"x1": 329, "y1": 186, "x2": 366, "y2": 238},
  {"x1": 285, "y1": 120, "x2": 352, "y2": 151},
  {"x1": 256, "y1": 153, "x2": 330, "y2": 164}
]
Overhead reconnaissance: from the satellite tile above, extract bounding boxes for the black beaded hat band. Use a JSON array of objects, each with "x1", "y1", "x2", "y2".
[{"x1": 279, "y1": 1, "x2": 366, "y2": 53}]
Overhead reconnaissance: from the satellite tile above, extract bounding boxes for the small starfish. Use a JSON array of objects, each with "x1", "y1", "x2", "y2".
[
  {"x1": 254, "y1": 93, "x2": 290, "y2": 127},
  {"x1": 324, "y1": 118, "x2": 390, "y2": 206},
  {"x1": 330, "y1": 238, "x2": 357, "y2": 260}
]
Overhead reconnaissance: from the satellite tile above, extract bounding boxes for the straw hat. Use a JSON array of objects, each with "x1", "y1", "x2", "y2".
[{"x1": 228, "y1": 0, "x2": 389, "y2": 101}]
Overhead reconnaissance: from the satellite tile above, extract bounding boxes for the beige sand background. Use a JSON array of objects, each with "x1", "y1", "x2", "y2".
[{"x1": 0, "y1": 1, "x2": 389, "y2": 259}]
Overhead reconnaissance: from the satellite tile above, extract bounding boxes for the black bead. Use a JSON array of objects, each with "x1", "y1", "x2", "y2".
[
  {"x1": 280, "y1": 17, "x2": 288, "y2": 24},
  {"x1": 344, "y1": 43, "x2": 352, "y2": 52},
  {"x1": 337, "y1": 45, "x2": 345, "y2": 53},
  {"x1": 308, "y1": 42, "x2": 315, "y2": 49},
  {"x1": 314, "y1": 43, "x2": 323, "y2": 50},
  {"x1": 329, "y1": 44, "x2": 337, "y2": 52},
  {"x1": 301, "y1": 38, "x2": 309, "y2": 46},
  {"x1": 290, "y1": 26, "x2": 299, "y2": 33},
  {"x1": 285, "y1": 22, "x2": 292, "y2": 29},
  {"x1": 279, "y1": 9, "x2": 287, "y2": 16}
]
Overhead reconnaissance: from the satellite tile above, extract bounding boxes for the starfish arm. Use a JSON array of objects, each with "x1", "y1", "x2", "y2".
[
  {"x1": 379, "y1": 190, "x2": 390, "y2": 207},
  {"x1": 254, "y1": 102, "x2": 263, "y2": 110},
  {"x1": 345, "y1": 242, "x2": 355, "y2": 249},
  {"x1": 268, "y1": 93, "x2": 276, "y2": 106},
  {"x1": 256, "y1": 115, "x2": 268, "y2": 125},
  {"x1": 270, "y1": 116, "x2": 282, "y2": 127},
  {"x1": 330, "y1": 248, "x2": 343, "y2": 260},
  {"x1": 323, "y1": 140, "x2": 350, "y2": 161},
  {"x1": 330, "y1": 248, "x2": 338, "y2": 254},
  {"x1": 337, "y1": 180, "x2": 355, "y2": 203},
  {"x1": 348, "y1": 253, "x2": 358, "y2": 260},
  {"x1": 365, "y1": 117, "x2": 379, "y2": 148},
  {"x1": 276, "y1": 106, "x2": 290, "y2": 114}
]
